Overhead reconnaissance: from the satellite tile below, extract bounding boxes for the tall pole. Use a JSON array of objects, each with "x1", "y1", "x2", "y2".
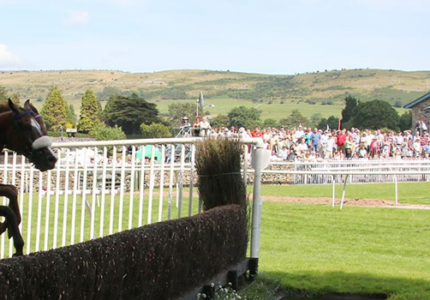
[
  {"x1": 60, "y1": 125, "x2": 64, "y2": 141},
  {"x1": 250, "y1": 140, "x2": 265, "y2": 259},
  {"x1": 250, "y1": 154, "x2": 262, "y2": 258}
]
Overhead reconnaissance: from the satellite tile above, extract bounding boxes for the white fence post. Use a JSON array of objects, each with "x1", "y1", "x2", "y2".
[{"x1": 250, "y1": 140, "x2": 267, "y2": 259}]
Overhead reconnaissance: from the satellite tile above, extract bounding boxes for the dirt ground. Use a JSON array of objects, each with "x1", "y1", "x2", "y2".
[{"x1": 262, "y1": 195, "x2": 430, "y2": 210}]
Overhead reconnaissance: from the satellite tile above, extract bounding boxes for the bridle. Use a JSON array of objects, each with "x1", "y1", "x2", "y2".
[{"x1": 14, "y1": 109, "x2": 42, "y2": 124}]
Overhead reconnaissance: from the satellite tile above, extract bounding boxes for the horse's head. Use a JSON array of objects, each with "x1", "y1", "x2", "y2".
[{"x1": 6, "y1": 99, "x2": 57, "y2": 171}]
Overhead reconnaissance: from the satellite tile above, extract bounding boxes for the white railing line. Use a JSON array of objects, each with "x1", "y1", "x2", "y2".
[
  {"x1": 255, "y1": 167, "x2": 427, "y2": 209},
  {"x1": 311, "y1": 165, "x2": 430, "y2": 171},
  {"x1": 61, "y1": 148, "x2": 71, "y2": 247},
  {"x1": 261, "y1": 170, "x2": 430, "y2": 175},
  {"x1": 269, "y1": 160, "x2": 430, "y2": 165},
  {"x1": 51, "y1": 138, "x2": 200, "y2": 148},
  {"x1": 50, "y1": 137, "x2": 263, "y2": 148},
  {"x1": 128, "y1": 146, "x2": 137, "y2": 230}
]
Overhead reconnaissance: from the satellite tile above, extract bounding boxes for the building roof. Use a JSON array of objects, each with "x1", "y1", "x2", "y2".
[{"x1": 404, "y1": 91, "x2": 430, "y2": 109}]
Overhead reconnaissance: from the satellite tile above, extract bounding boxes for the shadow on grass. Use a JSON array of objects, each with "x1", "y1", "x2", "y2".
[{"x1": 264, "y1": 270, "x2": 430, "y2": 300}]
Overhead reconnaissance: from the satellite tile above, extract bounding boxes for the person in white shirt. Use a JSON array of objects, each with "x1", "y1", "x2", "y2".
[
  {"x1": 324, "y1": 134, "x2": 336, "y2": 159},
  {"x1": 211, "y1": 127, "x2": 219, "y2": 138},
  {"x1": 413, "y1": 138, "x2": 422, "y2": 157},
  {"x1": 295, "y1": 125, "x2": 305, "y2": 141},
  {"x1": 263, "y1": 129, "x2": 272, "y2": 142},
  {"x1": 320, "y1": 131, "x2": 329, "y2": 158},
  {"x1": 353, "y1": 130, "x2": 361, "y2": 145},
  {"x1": 297, "y1": 138, "x2": 308, "y2": 156},
  {"x1": 395, "y1": 132, "x2": 404, "y2": 149},
  {"x1": 421, "y1": 121, "x2": 428, "y2": 133},
  {"x1": 199, "y1": 116, "x2": 212, "y2": 137},
  {"x1": 276, "y1": 145, "x2": 289, "y2": 160}
]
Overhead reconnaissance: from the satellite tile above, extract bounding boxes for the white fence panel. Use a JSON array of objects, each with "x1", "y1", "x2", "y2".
[
  {"x1": 0, "y1": 138, "x2": 206, "y2": 257},
  {"x1": 0, "y1": 137, "x2": 264, "y2": 258},
  {"x1": 271, "y1": 160, "x2": 430, "y2": 185}
]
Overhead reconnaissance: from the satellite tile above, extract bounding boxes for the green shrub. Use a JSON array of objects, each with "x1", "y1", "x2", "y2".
[
  {"x1": 89, "y1": 123, "x2": 126, "y2": 141},
  {"x1": 140, "y1": 122, "x2": 172, "y2": 138}
]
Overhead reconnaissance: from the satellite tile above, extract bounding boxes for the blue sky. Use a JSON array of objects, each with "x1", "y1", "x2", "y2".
[{"x1": 0, "y1": 0, "x2": 429, "y2": 75}]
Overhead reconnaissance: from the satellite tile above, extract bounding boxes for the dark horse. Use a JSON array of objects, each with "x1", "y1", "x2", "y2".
[{"x1": 0, "y1": 99, "x2": 57, "y2": 256}]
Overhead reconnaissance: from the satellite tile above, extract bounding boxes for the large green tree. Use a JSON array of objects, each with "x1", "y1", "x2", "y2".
[
  {"x1": 97, "y1": 101, "x2": 103, "y2": 120},
  {"x1": 228, "y1": 106, "x2": 262, "y2": 129},
  {"x1": 210, "y1": 114, "x2": 230, "y2": 129},
  {"x1": 398, "y1": 110, "x2": 412, "y2": 132},
  {"x1": 41, "y1": 88, "x2": 67, "y2": 131},
  {"x1": 341, "y1": 95, "x2": 358, "y2": 124},
  {"x1": 263, "y1": 118, "x2": 279, "y2": 128},
  {"x1": 102, "y1": 93, "x2": 162, "y2": 135},
  {"x1": 317, "y1": 115, "x2": 340, "y2": 131},
  {"x1": 66, "y1": 104, "x2": 77, "y2": 127},
  {"x1": 310, "y1": 113, "x2": 323, "y2": 126},
  {"x1": 78, "y1": 89, "x2": 100, "y2": 133},
  {"x1": 167, "y1": 102, "x2": 197, "y2": 126},
  {"x1": 279, "y1": 109, "x2": 309, "y2": 129},
  {"x1": 351, "y1": 100, "x2": 400, "y2": 130}
]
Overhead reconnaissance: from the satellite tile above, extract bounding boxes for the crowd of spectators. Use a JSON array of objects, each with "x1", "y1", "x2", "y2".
[{"x1": 205, "y1": 121, "x2": 430, "y2": 162}]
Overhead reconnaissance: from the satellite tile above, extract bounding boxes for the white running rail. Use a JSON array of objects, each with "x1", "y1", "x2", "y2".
[
  {"x1": 2, "y1": 137, "x2": 427, "y2": 258},
  {"x1": 0, "y1": 137, "x2": 264, "y2": 258}
]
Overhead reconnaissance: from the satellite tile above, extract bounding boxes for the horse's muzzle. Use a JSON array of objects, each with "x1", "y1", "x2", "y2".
[{"x1": 32, "y1": 147, "x2": 57, "y2": 171}]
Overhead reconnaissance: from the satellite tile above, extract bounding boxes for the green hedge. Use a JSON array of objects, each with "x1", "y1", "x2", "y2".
[{"x1": 0, "y1": 205, "x2": 247, "y2": 300}]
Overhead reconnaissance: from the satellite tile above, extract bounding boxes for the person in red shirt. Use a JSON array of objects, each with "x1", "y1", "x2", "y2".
[
  {"x1": 336, "y1": 129, "x2": 347, "y2": 155},
  {"x1": 251, "y1": 127, "x2": 263, "y2": 138}
]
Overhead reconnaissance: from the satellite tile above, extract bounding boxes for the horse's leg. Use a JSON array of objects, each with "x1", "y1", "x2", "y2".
[
  {"x1": 0, "y1": 184, "x2": 21, "y2": 237},
  {"x1": 0, "y1": 205, "x2": 24, "y2": 256}
]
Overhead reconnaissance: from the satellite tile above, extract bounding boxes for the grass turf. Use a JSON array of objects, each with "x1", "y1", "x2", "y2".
[{"x1": 241, "y1": 182, "x2": 430, "y2": 300}]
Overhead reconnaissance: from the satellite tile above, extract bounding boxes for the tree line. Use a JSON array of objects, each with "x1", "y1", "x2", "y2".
[
  {"x1": 0, "y1": 86, "x2": 172, "y2": 140},
  {"x1": 200, "y1": 96, "x2": 411, "y2": 132},
  {"x1": 0, "y1": 85, "x2": 412, "y2": 140}
]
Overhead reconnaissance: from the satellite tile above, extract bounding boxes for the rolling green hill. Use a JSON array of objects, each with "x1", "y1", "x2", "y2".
[{"x1": 1, "y1": 68, "x2": 427, "y2": 121}]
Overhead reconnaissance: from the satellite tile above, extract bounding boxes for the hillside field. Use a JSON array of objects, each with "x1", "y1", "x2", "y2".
[{"x1": 0, "y1": 68, "x2": 422, "y2": 121}]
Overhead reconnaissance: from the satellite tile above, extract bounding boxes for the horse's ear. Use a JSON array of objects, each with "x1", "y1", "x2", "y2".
[
  {"x1": 24, "y1": 99, "x2": 31, "y2": 111},
  {"x1": 8, "y1": 98, "x2": 19, "y2": 114}
]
